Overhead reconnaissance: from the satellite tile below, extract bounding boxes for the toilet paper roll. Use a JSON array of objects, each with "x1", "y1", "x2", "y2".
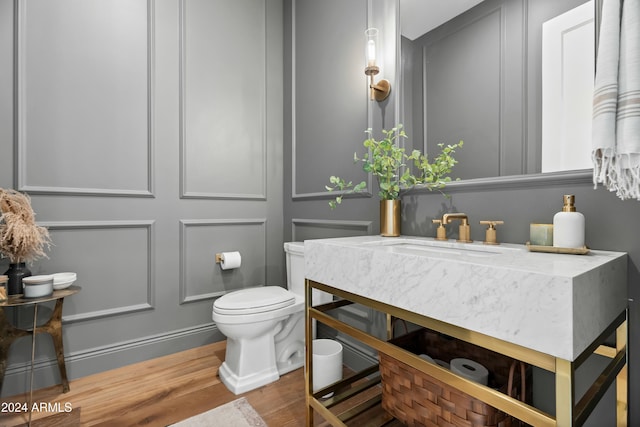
[
  {"x1": 220, "y1": 251, "x2": 242, "y2": 270},
  {"x1": 418, "y1": 354, "x2": 435, "y2": 364},
  {"x1": 450, "y1": 358, "x2": 489, "y2": 385},
  {"x1": 434, "y1": 359, "x2": 450, "y2": 369}
]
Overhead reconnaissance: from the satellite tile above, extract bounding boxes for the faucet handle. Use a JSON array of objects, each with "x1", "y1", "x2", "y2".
[
  {"x1": 480, "y1": 220, "x2": 504, "y2": 245},
  {"x1": 432, "y1": 219, "x2": 447, "y2": 240}
]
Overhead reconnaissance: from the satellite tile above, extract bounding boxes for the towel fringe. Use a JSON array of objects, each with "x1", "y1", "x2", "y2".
[{"x1": 593, "y1": 151, "x2": 640, "y2": 200}]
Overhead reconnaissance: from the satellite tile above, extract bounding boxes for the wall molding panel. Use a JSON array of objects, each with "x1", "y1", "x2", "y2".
[
  {"x1": 39, "y1": 220, "x2": 156, "y2": 323},
  {"x1": 179, "y1": 0, "x2": 267, "y2": 200},
  {"x1": 290, "y1": 0, "x2": 370, "y2": 200},
  {"x1": 291, "y1": 218, "x2": 372, "y2": 241},
  {"x1": 15, "y1": 0, "x2": 155, "y2": 197},
  {"x1": 179, "y1": 218, "x2": 267, "y2": 303}
]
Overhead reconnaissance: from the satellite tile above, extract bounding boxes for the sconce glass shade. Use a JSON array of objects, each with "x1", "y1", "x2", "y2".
[{"x1": 365, "y1": 28, "x2": 378, "y2": 68}]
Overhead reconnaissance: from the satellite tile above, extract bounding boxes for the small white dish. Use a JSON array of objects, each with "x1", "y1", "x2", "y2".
[
  {"x1": 52, "y1": 272, "x2": 77, "y2": 290},
  {"x1": 22, "y1": 275, "x2": 54, "y2": 298}
]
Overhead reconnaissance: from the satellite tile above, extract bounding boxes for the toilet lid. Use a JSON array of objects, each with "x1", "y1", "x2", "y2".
[{"x1": 213, "y1": 286, "x2": 296, "y2": 315}]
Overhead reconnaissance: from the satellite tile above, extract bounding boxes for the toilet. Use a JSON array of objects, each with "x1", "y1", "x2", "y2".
[{"x1": 212, "y1": 241, "x2": 331, "y2": 395}]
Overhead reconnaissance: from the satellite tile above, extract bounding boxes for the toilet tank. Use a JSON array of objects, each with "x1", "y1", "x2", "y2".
[
  {"x1": 284, "y1": 241, "x2": 305, "y2": 296},
  {"x1": 284, "y1": 241, "x2": 332, "y2": 305}
]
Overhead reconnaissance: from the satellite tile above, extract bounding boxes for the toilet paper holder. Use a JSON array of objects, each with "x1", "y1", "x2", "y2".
[{"x1": 215, "y1": 251, "x2": 242, "y2": 270}]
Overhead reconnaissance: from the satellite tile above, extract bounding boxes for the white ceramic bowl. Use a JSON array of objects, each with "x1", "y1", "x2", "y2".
[
  {"x1": 22, "y1": 275, "x2": 54, "y2": 298},
  {"x1": 52, "y1": 272, "x2": 77, "y2": 290}
]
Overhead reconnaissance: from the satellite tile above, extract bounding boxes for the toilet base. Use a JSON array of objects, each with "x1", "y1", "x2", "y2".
[
  {"x1": 276, "y1": 347, "x2": 304, "y2": 375},
  {"x1": 274, "y1": 311, "x2": 305, "y2": 375},
  {"x1": 218, "y1": 360, "x2": 280, "y2": 395},
  {"x1": 218, "y1": 343, "x2": 305, "y2": 395}
]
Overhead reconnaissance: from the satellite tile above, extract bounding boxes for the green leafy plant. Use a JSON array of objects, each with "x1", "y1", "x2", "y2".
[{"x1": 326, "y1": 125, "x2": 463, "y2": 208}]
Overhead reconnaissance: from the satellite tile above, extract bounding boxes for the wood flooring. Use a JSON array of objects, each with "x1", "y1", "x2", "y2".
[{"x1": 0, "y1": 341, "x2": 397, "y2": 427}]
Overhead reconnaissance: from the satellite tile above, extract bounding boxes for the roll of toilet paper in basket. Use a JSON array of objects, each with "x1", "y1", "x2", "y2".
[
  {"x1": 220, "y1": 251, "x2": 242, "y2": 270},
  {"x1": 450, "y1": 358, "x2": 489, "y2": 385}
]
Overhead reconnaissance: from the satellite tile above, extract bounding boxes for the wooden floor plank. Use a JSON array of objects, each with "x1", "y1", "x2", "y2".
[{"x1": 0, "y1": 341, "x2": 396, "y2": 426}]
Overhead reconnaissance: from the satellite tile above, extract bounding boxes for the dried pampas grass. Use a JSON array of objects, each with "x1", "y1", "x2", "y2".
[{"x1": 0, "y1": 188, "x2": 51, "y2": 263}]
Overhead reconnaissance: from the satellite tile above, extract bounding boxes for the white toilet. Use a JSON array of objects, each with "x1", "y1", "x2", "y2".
[{"x1": 212, "y1": 241, "x2": 331, "y2": 395}]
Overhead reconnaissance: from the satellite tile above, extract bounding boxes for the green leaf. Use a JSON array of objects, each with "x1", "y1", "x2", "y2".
[
  {"x1": 353, "y1": 181, "x2": 367, "y2": 192},
  {"x1": 326, "y1": 127, "x2": 462, "y2": 208}
]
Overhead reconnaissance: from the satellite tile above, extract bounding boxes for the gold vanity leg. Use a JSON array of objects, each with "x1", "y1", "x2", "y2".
[
  {"x1": 305, "y1": 279, "x2": 313, "y2": 427},
  {"x1": 556, "y1": 358, "x2": 575, "y2": 426},
  {"x1": 616, "y1": 319, "x2": 627, "y2": 427},
  {"x1": 386, "y1": 313, "x2": 393, "y2": 340},
  {"x1": 0, "y1": 308, "x2": 33, "y2": 394},
  {"x1": 39, "y1": 298, "x2": 70, "y2": 392},
  {"x1": 29, "y1": 304, "x2": 38, "y2": 427}
]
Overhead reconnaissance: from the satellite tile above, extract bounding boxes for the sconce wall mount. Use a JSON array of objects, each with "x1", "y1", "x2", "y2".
[{"x1": 365, "y1": 65, "x2": 391, "y2": 102}]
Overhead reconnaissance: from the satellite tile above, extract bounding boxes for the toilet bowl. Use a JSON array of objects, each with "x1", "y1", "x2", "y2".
[{"x1": 212, "y1": 242, "x2": 331, "y2": 395}]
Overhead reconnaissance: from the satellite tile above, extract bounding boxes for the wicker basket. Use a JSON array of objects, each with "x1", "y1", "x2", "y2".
[{"x1": 379, "y1": 328, "x2": 532, "y2": 427}]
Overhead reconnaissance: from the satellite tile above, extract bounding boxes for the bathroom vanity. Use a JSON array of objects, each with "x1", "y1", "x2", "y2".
[{"x1": 303, "y1": 235, "x2": 628, "y2": 426}]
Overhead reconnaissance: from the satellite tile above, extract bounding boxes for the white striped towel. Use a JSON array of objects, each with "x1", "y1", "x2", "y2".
[{"x1": 593, "y1": 0, "x2": 640, "y2": 200}]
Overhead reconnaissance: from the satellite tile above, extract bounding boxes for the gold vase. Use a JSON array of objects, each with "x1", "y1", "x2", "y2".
[{"x1": 380, "y1": 200, "x2": 401, "y2": 237}]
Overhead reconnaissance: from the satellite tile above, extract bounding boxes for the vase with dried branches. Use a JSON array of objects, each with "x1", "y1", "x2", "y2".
[{"x1": 0, "y1": 188, "x2": 52, "y2": 295}]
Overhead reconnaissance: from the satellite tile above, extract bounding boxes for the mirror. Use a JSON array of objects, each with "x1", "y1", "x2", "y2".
[{"x1": 399, "y1": 0, "x2": 595, "y2": 185}]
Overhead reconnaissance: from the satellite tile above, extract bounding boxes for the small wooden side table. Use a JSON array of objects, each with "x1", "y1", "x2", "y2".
[{"x1": 0, "y1": 285, "x2": 80, "y2": 397}]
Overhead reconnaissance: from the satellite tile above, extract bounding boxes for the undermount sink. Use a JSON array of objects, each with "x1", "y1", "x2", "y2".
[
  {"x1": 392, "y1": 243, "x2": 490, "y2": 257},
  {"x1": 304, "y1": 235, "x2": 627, "y2": 361},
  {"x1": 355, "y1": 236, "x2": 523, "y2": 258}
]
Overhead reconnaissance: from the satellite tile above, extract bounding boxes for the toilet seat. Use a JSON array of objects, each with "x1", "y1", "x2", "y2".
[{"x1": 214, "y1": 286, "x2": 295, "y2": 315}]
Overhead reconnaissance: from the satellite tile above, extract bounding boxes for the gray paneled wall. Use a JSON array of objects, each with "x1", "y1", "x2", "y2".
[
  {"x1": 39, "y1": 221, "x2": 155, "y2": 321},
  {"x1": 291, "y1": 218, "x2": 371, "y2": 241},
  {"x1": 179, "y1": 219, "x2": 267, "y2": 302},
  {"x1": 291, "y1": 0, "x2": 369, "y2": 199},
  {"x1": 181, "y1": 0, "x2": 267, "y2": 199},
  {"x1": 284, "y1": 0, "x2": 394, "y2": 240},
  {"x1": 17, "y1": 0, "x2": 152, "y2": 196},
  {"x1": 0, "y1": 0, "x2": 284, "y2": 396}
]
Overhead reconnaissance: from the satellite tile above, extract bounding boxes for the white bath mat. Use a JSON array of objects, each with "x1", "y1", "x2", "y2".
[{"x1": 169, "y1": 397, "x2": 267, "y2": 427}]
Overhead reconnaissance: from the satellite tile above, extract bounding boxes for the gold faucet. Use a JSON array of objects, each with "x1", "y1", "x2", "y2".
[{"x1": 441, "y1": 213, "x2": 472, "y2": 243}]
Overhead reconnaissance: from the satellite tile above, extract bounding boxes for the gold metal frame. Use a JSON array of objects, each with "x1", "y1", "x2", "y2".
[{"x1": 305, "y1": 279, "x2": 628, "y2": 427}]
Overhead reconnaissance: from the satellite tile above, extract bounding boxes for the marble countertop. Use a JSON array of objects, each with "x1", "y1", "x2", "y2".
[{"x1": 304, "y1": 235, "x2": 627, "y2": 361}]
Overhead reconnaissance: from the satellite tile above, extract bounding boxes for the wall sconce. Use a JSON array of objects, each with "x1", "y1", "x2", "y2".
[{"x1": 364, "y1": 28, "x2": 391, "y2": 102}]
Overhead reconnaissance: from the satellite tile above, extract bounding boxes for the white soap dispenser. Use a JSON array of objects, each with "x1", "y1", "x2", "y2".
[{"x1": 553, "y1": 195, "x2": 585, "y2": 248}]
